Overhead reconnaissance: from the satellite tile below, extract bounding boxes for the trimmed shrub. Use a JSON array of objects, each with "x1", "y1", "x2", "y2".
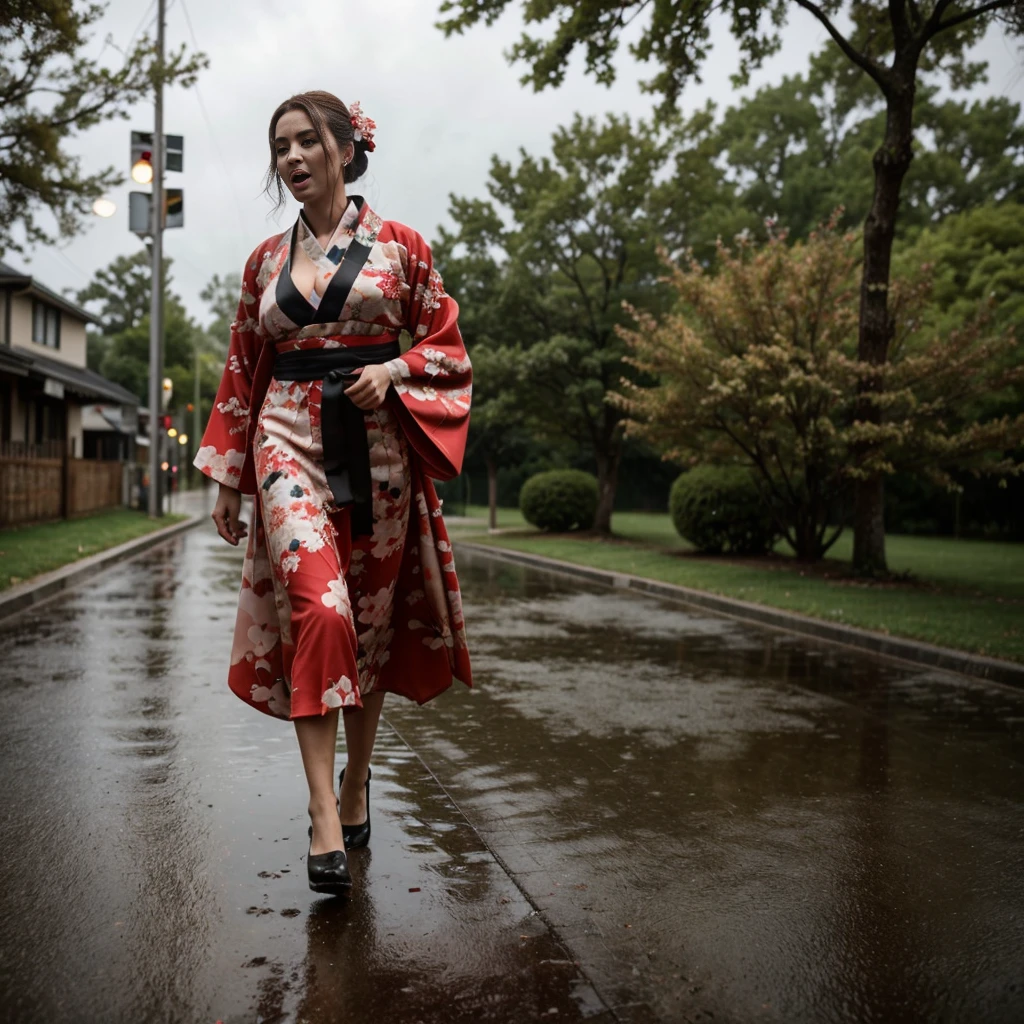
[
  {"x1": 669, "y1": 466, "x2": 777, "y2": 554},
  {"x1": 520, "y1": 470, "x2": 598, "y2": 532}
]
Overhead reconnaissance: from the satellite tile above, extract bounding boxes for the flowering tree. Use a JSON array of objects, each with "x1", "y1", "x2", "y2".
[{"x1": 615, "y1": 216, "x2": 1024, "y2": 562}]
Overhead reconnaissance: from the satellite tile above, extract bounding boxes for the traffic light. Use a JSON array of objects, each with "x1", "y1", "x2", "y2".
[
  {"x1": 131, "y1": 130, "x2": 183, "y2": 178},
  {"x1": 165, "y1": 189, "x2": 184, "y2": 229},
  {"x1": 131, "y1": 131, "x2": 154, "y2": 184},
  {"x1": 161, "y1": 414, "x2": 173, "y2": 430}
]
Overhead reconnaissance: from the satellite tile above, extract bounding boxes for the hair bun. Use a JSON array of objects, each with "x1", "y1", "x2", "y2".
[{"x1": 345, "y1": 145, "x2": 369, "y2": 185}]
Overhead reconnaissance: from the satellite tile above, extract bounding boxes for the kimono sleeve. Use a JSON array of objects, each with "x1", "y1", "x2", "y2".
[
  {"x1": 383, "y1": 228, "x2": 472, "y2": 481},
  {"x1": 193, "y1": 251, "x2": 262, "y2": 489}
]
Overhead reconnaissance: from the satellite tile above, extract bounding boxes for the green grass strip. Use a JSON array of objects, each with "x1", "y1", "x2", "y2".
[
  {"x1": 0, "y1": 509, "x2": 188, "y2": 591},
  {"x1": 451, "y1": 507, "x2": 1024, "y2": 664}
]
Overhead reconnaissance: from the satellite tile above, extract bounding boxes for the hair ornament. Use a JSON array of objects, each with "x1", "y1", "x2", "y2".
[{"x1": 349, "y1": 101, "x2": 377, "y2": 152}]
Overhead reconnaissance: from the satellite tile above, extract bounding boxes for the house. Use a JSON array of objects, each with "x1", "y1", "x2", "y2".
[{"x1": 0, "y1": 260, "x2": 140, "y2": 525}]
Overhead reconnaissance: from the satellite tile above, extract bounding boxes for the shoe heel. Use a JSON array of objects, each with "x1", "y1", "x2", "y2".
[
  {"x1": 307, "y1": 825, "x2": 352, "y2": 895},
  {"x1": 338, "y1": 765, "x2": 371, "y2": 850}
]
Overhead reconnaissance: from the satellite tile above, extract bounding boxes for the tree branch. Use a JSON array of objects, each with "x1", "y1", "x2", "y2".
[
  {"x1": 791, "y1": 0, "x2": 890, "y2": 91},
  {"x1": 929, "y1": 0, "x2": 1012, "y2": 36}
]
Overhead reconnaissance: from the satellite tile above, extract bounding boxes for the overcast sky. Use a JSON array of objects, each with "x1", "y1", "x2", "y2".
[{"x1": 10, "y1": 0, "x2": 1024, "y2": 327}]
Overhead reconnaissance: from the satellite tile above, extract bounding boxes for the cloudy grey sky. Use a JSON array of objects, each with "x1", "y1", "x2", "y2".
[{"x1": 11, "y1": 0, "x2": 1024, "y2": 327}]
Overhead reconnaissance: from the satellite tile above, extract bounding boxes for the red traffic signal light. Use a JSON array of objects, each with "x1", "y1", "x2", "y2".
[{"x1": 161, "y1": 414, "x2": 173, "y2": 429}]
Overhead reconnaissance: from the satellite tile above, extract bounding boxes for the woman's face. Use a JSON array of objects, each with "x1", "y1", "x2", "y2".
[{"x1": 273, "y1": 108, "x2": 352, "y2": 204}]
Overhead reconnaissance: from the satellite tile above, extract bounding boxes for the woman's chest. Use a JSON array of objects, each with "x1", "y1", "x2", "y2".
[{"x1": 258, "y1": 237, "x2": 409, "y2": 340}]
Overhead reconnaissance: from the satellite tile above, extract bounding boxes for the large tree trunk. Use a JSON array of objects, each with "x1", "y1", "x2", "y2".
[
  {"x1": 853, "y1": 77, "x2": 916, "y2": 575},
  {"x1": 486, "y1": 456, "x2": 498, "y2": 531},
  {"x1": 593, "y1": 442, "x2": 622, "y2": 534}
]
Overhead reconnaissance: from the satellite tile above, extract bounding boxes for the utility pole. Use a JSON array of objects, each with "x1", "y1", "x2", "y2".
[{"x1": 146, "y1": 0, "x2": 166, "y2": 518}]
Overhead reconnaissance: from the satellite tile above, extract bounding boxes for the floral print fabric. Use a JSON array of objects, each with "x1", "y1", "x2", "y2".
[{"x1": 196, "y1": 198, "x2": 472, "y2": 719}]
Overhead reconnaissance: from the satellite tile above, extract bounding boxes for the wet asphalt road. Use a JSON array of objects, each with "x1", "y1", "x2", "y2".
[{"x1": 1, "y1": 497, "x2": 1022, "y2": 1023}]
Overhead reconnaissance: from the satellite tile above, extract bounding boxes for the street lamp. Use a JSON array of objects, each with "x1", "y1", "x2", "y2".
[
  {"x1": 167, "y1": 427, "x2": 178, "y2": 438},
  {"x1": 92, "y1": 197, "x2": 117, "y2": 218},
  {"x1": 178, "y1": 434, "x2": 188, "y2": 445}
]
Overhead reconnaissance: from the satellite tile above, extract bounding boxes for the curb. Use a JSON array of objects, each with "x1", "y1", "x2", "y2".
[
  {"x1": 0, "y1": 514, "x2": 204, "y2": 623},
  {"x1": 453, "y1": 540, "x2": 1024, "y2": 690}
]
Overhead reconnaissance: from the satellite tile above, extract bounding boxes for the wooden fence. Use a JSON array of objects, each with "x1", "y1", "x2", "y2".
[{"x1": 0, "y1": 443, "x2": 127, "y2": 527}]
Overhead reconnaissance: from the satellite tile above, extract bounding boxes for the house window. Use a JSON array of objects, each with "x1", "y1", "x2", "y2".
[{"x1": 32, "y1": 300, "x2": 60, "y2": 349}]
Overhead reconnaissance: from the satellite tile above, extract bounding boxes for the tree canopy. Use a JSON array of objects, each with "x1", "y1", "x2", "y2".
[
  {"x1": 438, "y1": 0, "x2": 1022, "y2": 572},
  {"x1": 442, "y1": 112, "x2": 678, "y2": 530},
  {"x1": 438, "y1": 1, "x2": 1017, "y2": 112},
  {"x1": 0, "y1": 1, "x2": 206, "y2": 254},
  {"x1": 616, "y1": 216, "x2": 1024, "y2": 560},
  {"x1": 78, "y1": 250, "x2": 225, "y2": 422}
]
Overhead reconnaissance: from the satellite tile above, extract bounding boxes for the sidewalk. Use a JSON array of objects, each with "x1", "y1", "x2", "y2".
[{"x1": 0, "y1": 514, "x2": 611, "y2": 1024}]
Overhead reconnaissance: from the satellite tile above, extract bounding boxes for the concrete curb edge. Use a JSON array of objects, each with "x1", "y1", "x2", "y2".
[
  {"x1": 453, "y1": 540, "x2": 1024, "y2": 689},
  {"x1": 0, "y1": 514, "x2": 204, "y2": 623}
]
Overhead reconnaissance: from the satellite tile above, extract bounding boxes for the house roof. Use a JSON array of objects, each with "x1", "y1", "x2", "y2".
[
  {"x1": 13, "y1": 345, "x2": 139, "y2": 407},
  {"x1": 0, "y1": 259, "x2": 101, "y2": 325},
  {"x1": 0, "y1": 345, "x2": 33, "y2": 377}
]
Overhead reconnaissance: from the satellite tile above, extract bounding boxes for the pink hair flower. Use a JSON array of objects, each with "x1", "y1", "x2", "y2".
[{"x1": 349, "y1": 101, "x2": 377, "y2": 152}]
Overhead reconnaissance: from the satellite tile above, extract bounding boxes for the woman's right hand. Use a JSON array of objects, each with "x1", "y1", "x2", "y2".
[{"x1": 211, "y1": 483, "x2": 248, "y2": 546}]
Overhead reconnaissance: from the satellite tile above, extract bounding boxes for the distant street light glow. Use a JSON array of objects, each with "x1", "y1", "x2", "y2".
[
  {"x1": 178, "y1": 434, "x2": 188, "y2": 445},
  {"x1": 92, "y1": 197, "x2": 116, "y2": 218},
  {"x1": 167, "y1": 427, "x2": 178, "y2": 438}
]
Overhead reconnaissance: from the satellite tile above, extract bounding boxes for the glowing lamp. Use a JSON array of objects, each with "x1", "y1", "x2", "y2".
[{"x1": 132, "y1": 152, "x2": 154, "y2": 184}]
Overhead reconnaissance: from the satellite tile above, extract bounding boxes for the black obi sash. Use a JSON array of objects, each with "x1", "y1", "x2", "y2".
[{"x1": 272, "y1": 341, "x2": 401, "y2": 538}]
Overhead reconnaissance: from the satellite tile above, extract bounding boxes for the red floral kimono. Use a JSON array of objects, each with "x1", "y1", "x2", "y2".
[{"x1": 195, "y1": 197, "x2": 472, "y2": 720}]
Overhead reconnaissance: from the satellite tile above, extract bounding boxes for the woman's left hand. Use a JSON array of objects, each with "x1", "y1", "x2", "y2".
[{"x1": 344, "y1": 364, "x2": 392, "y2": 410}]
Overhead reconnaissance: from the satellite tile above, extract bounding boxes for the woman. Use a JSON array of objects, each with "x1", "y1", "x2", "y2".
[{"x1": 195, "y1": 92, "x2": 472, "y2": 896}]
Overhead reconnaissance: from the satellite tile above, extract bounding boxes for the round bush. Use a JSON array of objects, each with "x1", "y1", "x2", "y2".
[
  {"x1": 669, "y1": 466, "x2": 777, "y2": 555},
  {"x1": 520, "y1": 470, "x2": 598, "y2": 532}
]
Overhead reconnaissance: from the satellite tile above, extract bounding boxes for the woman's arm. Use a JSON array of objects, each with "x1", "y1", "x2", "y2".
[
  {"x1": 378, "y1": 225, "x2": 472, "y2": 479},
  {"x1": 194, "y1": 248, "x2": 264, "y2": 490}
]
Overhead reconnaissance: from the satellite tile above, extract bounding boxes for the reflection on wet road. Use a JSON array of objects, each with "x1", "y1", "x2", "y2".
[
  {"x1": 1, "y1": 506, "x2": 1022, "y2": 1024},
  {"x1": 0, "y1": 515, "x2": 608, "y2": 1024},
  {"x1": 388, "y1": 550, "x2": 1024, "y2": 1024}
]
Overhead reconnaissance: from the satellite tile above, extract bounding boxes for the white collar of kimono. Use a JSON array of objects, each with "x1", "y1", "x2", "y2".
[{"x1": 296, "y1": 196, "x2": 362, "y2": 273}]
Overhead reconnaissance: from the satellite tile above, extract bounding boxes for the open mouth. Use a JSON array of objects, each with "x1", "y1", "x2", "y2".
[{"x1": 291, "y1": 171, "x2": 311, "y2": 185}]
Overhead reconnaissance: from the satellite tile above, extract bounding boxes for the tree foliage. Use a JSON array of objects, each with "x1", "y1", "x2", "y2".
[
  {"x1": 705, "y1": 48, "x2": 1024, "y2": 241},
  {"x1": 438, "y1": 0, "x2": 1013, "y2": 111},
  {"x1": 442, "y1": 113, "x2": 677, "y2": 531},
  {"x1": 0, "y1": 0, "x2": 207, "y2": 254},
  {"x1": 438, "y1": 0, "x2": 1022, "y2": 573},
  {"x1": 616, "y1": 215, "x2": 1024, "y2": 561},
  {"x1": 77, "y1": 250, "x2": 224, "y2": 419},
  {"x1": 198, "y1": 272, "x2": 242, "y2": 357}
]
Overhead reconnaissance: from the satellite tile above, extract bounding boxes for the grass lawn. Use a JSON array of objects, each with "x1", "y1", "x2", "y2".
[
  {"x1": 452, "y1": 505, "x2": 1024, "y2": 664},
  {"x1": 0, "y1": 509, "x2": 187, "y2": 591}
]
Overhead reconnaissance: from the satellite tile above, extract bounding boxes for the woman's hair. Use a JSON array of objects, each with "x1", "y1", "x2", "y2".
[{"x1": 264, "y1": 91, "x2": 370, "y2": 212}]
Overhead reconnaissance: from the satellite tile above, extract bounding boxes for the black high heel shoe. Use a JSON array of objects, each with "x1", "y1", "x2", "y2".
[
  {"x1": 306, "y1": 823, "x2": 352, "y2": 895},
  {"x1": 338, "y1": 766, "x2": 371, "y2": 850}
]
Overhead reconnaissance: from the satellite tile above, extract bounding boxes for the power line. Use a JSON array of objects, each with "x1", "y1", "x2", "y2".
[
  {"x1": 52, "y1": 246, "x2": 92, "y2": 284},
  {"x1": 128, "y1": 0, "x2": 158, "y2": 51},
  {"x1": 178, "y1": 0, "x2": 248, "y2": 237}
]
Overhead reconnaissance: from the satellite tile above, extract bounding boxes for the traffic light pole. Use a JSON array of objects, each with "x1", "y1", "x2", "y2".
[{"x1": 147, "y1": 0, "x2": 166, "y2": 518}]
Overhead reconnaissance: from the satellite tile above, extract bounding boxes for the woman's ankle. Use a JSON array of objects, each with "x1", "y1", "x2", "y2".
[
  {"x1": 308, "y1": 793, "x2": 340, "y2": 820},
  {"x1": 341, "y1": 763, "x2": 369, "y2": 788}
]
